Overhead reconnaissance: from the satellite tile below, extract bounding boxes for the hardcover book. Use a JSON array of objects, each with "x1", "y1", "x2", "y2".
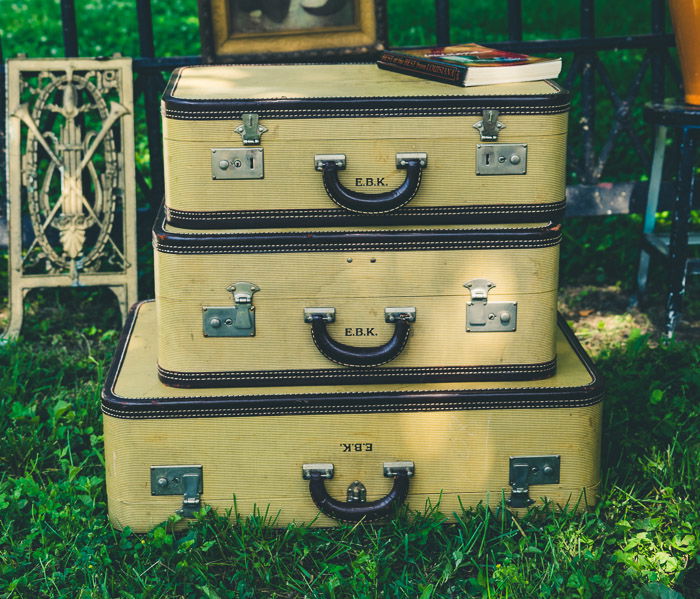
[{"x1": 377, "y1": 43, "x2": 562, "y2": 87}]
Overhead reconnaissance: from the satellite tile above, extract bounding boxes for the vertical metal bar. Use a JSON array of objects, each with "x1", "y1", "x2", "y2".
[
  {"x1": 665, "y1": 126, "x2": 696, "y2": 337},
  {"x1": 0, "y1": 39, "x2": 6, "y2": 219},
  {"x1": 142, "y1": 76, "x2": 165, "y2": 206},
  {"x1": 136, "y1": 0, "x2": 165, "y2": 210},
  {"x1": 507, "y1": 0, "x2": 523, "y2": 42},
  {"x1": 435, "y1": 0, "x2": 450, "y2": 46},
  {"x1": 60, "y1": 0, "x2": 79, "y2": 57},
  {"x1": 644, "y1": 126, "x2": 668, "y2": 235},
  {"x1": 137, "y1": 0, "x2": 156, "y2": 58},
  {"x1": 650, "y1": 0, "x2": 666, "y2": 103},
  {"x1": 635, "y1": 124, "x2": 668, "y2": 303},
  {"x1": 580, "y1": 0, "x2": 596, "y2": 185}
]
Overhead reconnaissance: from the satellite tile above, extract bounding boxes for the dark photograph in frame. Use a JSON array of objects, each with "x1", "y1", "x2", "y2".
[{"x1": 198, "y1": 0, "x2": 386, "y2": 63}]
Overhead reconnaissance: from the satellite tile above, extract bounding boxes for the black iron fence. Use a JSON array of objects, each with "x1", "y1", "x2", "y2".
[{"x1": 0, "y1": 0, "x2": 682, "y2": 218}]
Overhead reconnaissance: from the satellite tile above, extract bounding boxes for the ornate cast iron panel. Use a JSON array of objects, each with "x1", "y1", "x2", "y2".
[{"x1": 3, "y1": 57, "x2": 137, "y2": 339}]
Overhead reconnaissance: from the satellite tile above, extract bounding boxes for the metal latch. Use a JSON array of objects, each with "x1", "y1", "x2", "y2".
[
  {"x1": 507, "y1": 455, "x2": 560, "y2": 508},
  {"x1": 314, "y1": 153, "x2": 428, "y2": 171},
  {"x1": 395, "y1": 152, "x2": 428, "y2": 168},
  {"x1": 464, "y1": 279, "x2": 517, "y2": 332},
  {"x1": 211, "y1": 148, "x2": 264, "y2": 180},
  {"x1": 302, "y1": 463, "x2": 335, "y2": 479},
  {"x1": 476, "y1": 143, "x2": 527, "y2": 175},
  {"x1": 314, "y1": 154, "x2": 346, "y2": 170},
  {"x1": 302, "y1": 461, "x2": 414, "y2": 480},
  {"x1": 203, "y1": 282, "x2": 260, "y2": 337},
  {"x1": 384, "y1": 307, "x2": 416, "y2": 323},
  {"x1": 473, "y1": 109, "x2": 505, "y2": 141},
  {"x1": 383, "y1": 461, "x2": 415, "y2": 477},
  {"x1": 346, "y1": 481, "x2": 367, "y2": 503},
  {"x1": 234, "y1": 112, "x2": 267, "y2": 145},
  {"x1": 150, "y1": 465, "x2": 203, "y2": 518},
  {"x1": 304, "y1": 307, "x2": 416, "y2": 324},
  {"x1": 304, "y1": 307, "x2": 336, "y2": 323}
]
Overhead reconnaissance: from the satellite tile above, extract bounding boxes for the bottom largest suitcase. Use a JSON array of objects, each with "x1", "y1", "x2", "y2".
[{"x1": 103, "y1": 301, "x2": 603, "y2": 531}]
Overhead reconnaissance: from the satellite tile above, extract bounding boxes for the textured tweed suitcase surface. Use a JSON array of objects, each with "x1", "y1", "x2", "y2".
[
  {"x1": 103, "y1": 301, "x2": 603, "y2": 531},
  {"x1": 162, "y1": 64, "x2": 569, "y2": 228},
  {"x1": 153, "y1": 208, "x2": 561, "y2": 387}
]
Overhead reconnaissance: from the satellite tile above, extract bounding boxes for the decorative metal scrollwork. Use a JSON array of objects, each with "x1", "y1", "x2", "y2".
[{"x1": 3, "y1": 57, "x2": 138, "y2": 339}]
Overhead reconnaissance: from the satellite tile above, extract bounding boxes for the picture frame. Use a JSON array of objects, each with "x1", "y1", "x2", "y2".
[{"x1": 198, "y1": 0, "x2": 386, "y2": 63}]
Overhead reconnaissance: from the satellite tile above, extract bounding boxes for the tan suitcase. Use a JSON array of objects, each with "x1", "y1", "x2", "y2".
[
  {"x1": 103, "y1": 300, "x2": 603, "y2": 531},
  {"x1": 162, "y1": 64, "x2": 568, "y2": 228},
  {"x1": 153, "y1": 208, "x2": 561, "y2": 387}
]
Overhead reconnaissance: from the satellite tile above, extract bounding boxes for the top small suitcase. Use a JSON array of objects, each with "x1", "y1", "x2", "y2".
[{"x1": 162, "y1": 64, "x2": 569, "y2": 228}]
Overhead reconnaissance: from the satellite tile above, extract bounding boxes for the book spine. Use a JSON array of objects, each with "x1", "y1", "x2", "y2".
[{"x1": 376, "y1": 52, "x2": 466, "y2": 86}]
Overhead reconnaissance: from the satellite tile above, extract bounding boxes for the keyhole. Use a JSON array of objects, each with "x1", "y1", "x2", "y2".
[
  {"x1": 484, "y1": 152, "x2": 490, "y2": 165},
  {"x1": 249, "y1": 155, "x2": 255, "y2": 169}
]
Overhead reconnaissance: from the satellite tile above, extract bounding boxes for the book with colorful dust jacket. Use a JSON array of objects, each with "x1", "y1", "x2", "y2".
[{"x1": 376, "y1": 43, "x2": 562, "y2": 87}]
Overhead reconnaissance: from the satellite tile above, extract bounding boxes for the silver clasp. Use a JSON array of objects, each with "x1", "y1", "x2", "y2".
[
  {"x1": 202, "y1": 282, "x2": 260, "y2": 337},
  {"x1": 235, "y1": 113, "x2": 267, "y2": 145},
  {"x1": 473, "y1": 109, "x2": 505, "y2": 141},
  {"x1": 464, "y1": 279, "x2": 517, "y2": 332},
  {"x1": 150, "y1": 465, "x2": 204, "y2": 518}
]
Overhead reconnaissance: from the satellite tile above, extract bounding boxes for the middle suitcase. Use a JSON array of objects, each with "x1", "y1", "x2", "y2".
[{"x1": 154, "y1": 208, "x2": 560, "y2": 388}]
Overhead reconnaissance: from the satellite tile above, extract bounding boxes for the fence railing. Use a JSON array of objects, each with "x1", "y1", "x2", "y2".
[{"x1": 0, "y1": 0, "x2": 682, "y2": 220}]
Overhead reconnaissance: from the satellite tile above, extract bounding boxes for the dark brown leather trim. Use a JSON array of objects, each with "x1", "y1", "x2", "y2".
[
  {"x1": 101, "y1": 304, "x2": 604, "y2": 419},
  {"x1": 157, "y1": 359, "x2": 557, "y2": 388},
  {"x1": 165, "y1": 200, "x2": 567, "y2": 229},
  {"x1": 153, "y1": 205, "x2": 562, "y2": 254},
  {"x1": 162, "y1": 67, "x2": 571, "y2": 120}
]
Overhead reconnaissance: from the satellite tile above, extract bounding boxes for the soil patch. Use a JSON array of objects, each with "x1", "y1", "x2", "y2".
[{"x1": 559, "y1": 285, "x2": 700, "y2": 355}]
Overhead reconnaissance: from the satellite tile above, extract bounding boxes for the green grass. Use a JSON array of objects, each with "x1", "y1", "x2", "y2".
[
  {"x1": 0, "y1": 302, "x2": 698, "y2": 598},
  {"x1": 1, "y1": 1, "x2": 699, "y2": 597}
]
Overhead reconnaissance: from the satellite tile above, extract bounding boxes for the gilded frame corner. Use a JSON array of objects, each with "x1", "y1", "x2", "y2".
[{"x1": 198, "y1": 0, "x2": 386, "y2": 63}]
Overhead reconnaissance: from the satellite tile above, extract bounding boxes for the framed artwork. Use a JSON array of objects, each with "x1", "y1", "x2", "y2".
[{"x1": 198, "y1": 0, "x2": 386, "y2": 63}]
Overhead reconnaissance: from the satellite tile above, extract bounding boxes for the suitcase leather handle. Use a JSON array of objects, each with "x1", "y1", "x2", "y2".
[
  {"x1": 305, "y1": 309, "x2": 414, "y2": 367},
  {"x1": 306, "y1": 466, "x2": 412, "y2": 522},
  {"x1": 315, "y1": 154, "x2": 426, "y2": 214}
]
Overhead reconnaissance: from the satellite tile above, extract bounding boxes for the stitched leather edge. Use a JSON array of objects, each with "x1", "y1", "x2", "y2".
[
  {"x1": 164, "y1": 200, "x2": 567, "y2": 229},
  {"x1": 163, "y1": 99, "x2": 571, "y2": 120},
  {"x1": 102, "y1": 306, "x2": 603, "y2": 419},
  {"x1": 156, "y1": 360, "x2": 557, "y2": 388},
  {"x1": 102, "y1": 392, "x2": 604, "y2": 419}
]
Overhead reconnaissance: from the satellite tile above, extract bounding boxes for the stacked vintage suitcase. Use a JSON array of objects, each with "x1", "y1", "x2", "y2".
[{"x1": 103, "y1": 64, "x2": 603, "y2": 530}]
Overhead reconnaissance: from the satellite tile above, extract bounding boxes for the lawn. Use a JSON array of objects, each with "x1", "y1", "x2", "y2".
[{"x1": 0, "y1": 1, "x2": 699, "y2": 597}]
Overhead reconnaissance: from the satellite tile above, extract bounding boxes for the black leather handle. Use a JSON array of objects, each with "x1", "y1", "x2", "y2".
[
  {"x1": 317, "y1": 158, "x2": 424, "y2": 214},
  {"x1": 308, "y1": 472, "x2": 410, "y2": 522},
  {"x1": 309, "y1": 314, "x2": 411, "y2": 367}
]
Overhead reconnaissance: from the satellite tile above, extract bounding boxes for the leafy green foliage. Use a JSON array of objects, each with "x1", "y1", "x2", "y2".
[
  {"x1": 0, "y1": 0, "x2": 200, "y2": 58},
  {"x1": 1, "y1": 2, "x2": 699, "y2": 597},
  {"x1": 0, "y1": 309, "x2": 698, "y2": 598}
]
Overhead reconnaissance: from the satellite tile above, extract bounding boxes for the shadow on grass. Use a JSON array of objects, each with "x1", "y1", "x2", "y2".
[{"x1": 0, "y1": 299, "x2": 698, "y2": 597}]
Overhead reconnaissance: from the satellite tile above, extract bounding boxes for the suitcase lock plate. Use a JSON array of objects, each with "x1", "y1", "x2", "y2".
[
  {"x1": 211, "y1": 148, "x2": 264, "y2": 179},
  {"x1": 150, "y1": 465, "x2": 203, "y2": 518},
  {"x1": 203, "y1": 282, "x2": 259, "y2": 337},
  {"x1": 464, "y1": 279, "x2": 517, "y2": 332},
  {"x1": 507, "y1": 456, "x2": 560, "y2": 508},
  {"x1": 476, "y1": 143, "x2": 527, "y2": 175}
]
